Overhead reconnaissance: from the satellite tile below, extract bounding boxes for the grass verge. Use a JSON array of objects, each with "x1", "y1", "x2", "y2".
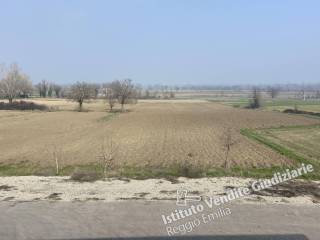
[{"x1": 0, "y1": 161, "x2": 318, "y2": 180}]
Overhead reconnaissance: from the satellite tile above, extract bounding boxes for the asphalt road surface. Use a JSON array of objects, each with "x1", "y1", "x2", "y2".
[{"x1": 0, "y1": 201, "x2": 318, "y2": 240}]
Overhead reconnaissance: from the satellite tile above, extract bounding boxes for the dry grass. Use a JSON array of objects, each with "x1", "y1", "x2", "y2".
[{"x1": 0, "y1": 98, "x2": 319, "y2": 171}]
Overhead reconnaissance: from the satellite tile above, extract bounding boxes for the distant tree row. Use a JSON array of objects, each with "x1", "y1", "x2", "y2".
[
  {"x1": 68, "y1": 79, "x2": 138, "y2": 111},
  {"x1": 35, "y1": 80, "x2": 64, "y2": 98},
  {"x1": 0, "y1": 63, "x2": 141, "y2": 112},
  {"x1": 2, "y1": 63, "x2": 320, "y2": 112}
]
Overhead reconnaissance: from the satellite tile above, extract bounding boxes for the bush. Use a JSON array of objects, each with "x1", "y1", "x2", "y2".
[
  {"x1": 0, "y1": 101, "x2": 49, "y2": 111},
  {"x1": 70, "y1": 168, "x2": 102, "y2": 182},
  {"x1": 34, "y1": 168, "x2": 56, "y2": 176},
  {"x1": 174, "y1": 161, "x2": 206, "y2": 178},
  {"x1": 283, "y1": 108, "x2": 320, "y2": 117}
]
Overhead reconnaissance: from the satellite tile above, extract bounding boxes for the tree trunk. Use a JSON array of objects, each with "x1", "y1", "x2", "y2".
[
  {"x1": 121, "y1": 98, "x2": 125, "y2": 112},
  {"x1": 79, "y1": 101, "x2": 83, "y2": 112},
  {"x1": 9, "y1": 98, "x2": 13, "y2": 104}
]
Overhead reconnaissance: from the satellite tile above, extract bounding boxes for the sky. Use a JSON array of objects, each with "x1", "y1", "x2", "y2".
[{"x1": 0, "y1": 0, "x2": 319, "y2": 85}]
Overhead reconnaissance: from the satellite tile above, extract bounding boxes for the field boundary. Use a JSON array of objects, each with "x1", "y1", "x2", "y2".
[{"x1": 240, "y1": 125, "x2": 320, "y2": 168}]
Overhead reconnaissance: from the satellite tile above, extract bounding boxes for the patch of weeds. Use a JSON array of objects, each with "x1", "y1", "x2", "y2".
[
  {"x1": 0, "y1": 185, "x2": 15, "y2": 191},
  {"x1": 250, "y1": 180, "x2": 320, "y2": 199},
  {"x1": 229, "y1": 165, "x2": 285, "y2": 178},
  {"x1": 46, "y1": 193, "x2": 62, "y2": 200},
  {"x1": 205, "y1": 164, "x2": 320, "y2": 179},
  {"x1": 0, "y1": 101, "x2": 49, "y2": 111},
  {"x1": 245, "y1": 196, "x2": 266, "y2": 202},
  {"x1": 0, "y1": 162, "x2": 38, "y2": 176},
  {"x1": 118, "y1": 177, "x2": 131, "y2": 182},
  {"x1": 118, "y1": 163, "x2": 208, "y2": 179},
  {"x1": 59, "y1": 163, "x2": 104, "y2": 176},
  {"x1": 169, "y1": 162, "x2": 207, "y2": 178},
  {"x1": 165, "y1": 176, "x2": 181, "y2": 184},
  {"x1": 105, "y1": 164, "x2": 294, "y2": 180},
  {"x1": 100, "y1": 112, "x2": 119, "y2": 122},
  {"x1": 3, "y1": 197, "x2": 15, "y2": 201},
  {"x1": 134, "y1": 192, "x2": 150, "y2": 198},
  {"x1": 283, "y1": 109, "x2": 320, "y2": 117},
  {"x1": 151, "y1": 197, "x2": 176, "y2": 200},
  {"x1": 117, "y1": 197, "x2": 145, "y2": 200},
  {"x1": 86, "y1": 197, "x2": 105, "y2": 201},
  {"x1": 70, "y1": 168, "x2": 103, "y2": 182},
  {"x1": 232, "y1": 104, "x2": 241, "y2": 108},
  {"x1": 113, "y1": 166, "x2": 166, "y2": 179},
  {"x1": 159, "y1": 190, "x2": 176, "y2": 194},
  {"x1": 34, "y1": 167, "x2": 56, "y2": 176},
  {"x1": 206, "y1": 168, "x2": 229, "y2": 177}
]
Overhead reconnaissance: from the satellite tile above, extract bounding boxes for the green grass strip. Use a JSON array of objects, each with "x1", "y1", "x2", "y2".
[{"x1": 240, "y1": 128, "x2": 315, "y2": 166}]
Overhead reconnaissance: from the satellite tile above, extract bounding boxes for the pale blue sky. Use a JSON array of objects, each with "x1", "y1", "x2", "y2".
[{"x1": 0, "y1": 0, "x2": 319, "y2": 85}]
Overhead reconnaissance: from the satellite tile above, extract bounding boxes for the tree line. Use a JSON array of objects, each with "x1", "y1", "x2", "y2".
[{"x1": 0, "y1": 63, "x2": 139, "y2": 111}]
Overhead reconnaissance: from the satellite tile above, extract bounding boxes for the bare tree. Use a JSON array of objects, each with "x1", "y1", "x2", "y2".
[
  {"x1": 35, "y1": 83, "x2": 42, "y2": 97},
  {"x1": 41, "y1": 79, "x2": 49, "y2": 97},
  {"x1": 222, "y1": 127, "x2": 237, "y2": 169},
  {"x1": 135, "y1": 84, "x2": 143, "y2": 99},
  {"x1": 36, "y1": 79, "x2": 49, "y2": 97},
  {"x1": 19, "y1": 74, "x2": 33, "y2": 98},
  {"x1": 267, "y1": 87, "x2": 280, "y2": 99},
  {"x1": 53, "y1": 84, "x2": 62, "y2": 98},
  {"x1": 59, "y1": 86, "x2": 68, "y2": 98},
  {"x1": 0, "y1": 63, "x2": 31, "y2": 103},
  {"x1": 98, "y1": 136, "x2": 118, "y2": 177},
  {"x1": 0, "y1": 64, "x2": 5, "y2": 98},
  {"x1": 46, "y1": 125, "x2": 72, "y2": 175},
  {"x1": 90, "y1": 83, "x2": 100, "y2": 99},
  {"x1": 109, "y1": 79, "x2": 136, "y2": 111},
  {"x1": 248, "y1": 87, "x2": 261, "y2": 109},
  {"x1": 145, "y1": 89, "x2": 150, "y2": 99},
  {"x1": 47, "y1": 83, "x2": 54, "y2": 97},
  {"x1": 301, "y1": 88, "x2": 306, "y2": 101},
  {"x1": 46, "y1": 144, "x2": 63, "y2": 175},
  {"x1": 161, "y1": 85, "x2": 170, "y2": 99},
  {"x1": 68, "y1": 81, "x2": 94, "y2": 111},
  {"x1": 267, "y1": 87, "x2": 280, "y2": 110},
  {"x1": 103, "y1": 84, "x2": 117, "y2": 111}
]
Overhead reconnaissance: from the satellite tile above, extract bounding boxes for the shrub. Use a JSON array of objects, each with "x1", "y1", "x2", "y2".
[
  {"x1": 174, "y1": 161, "x2": 205, "y2": 178},
  {"x1": 0, "y1": 100, "x2": 49, "y2": 111},
  {"x1": 34, "y1": 168, "x2": 56, "y2": 176},
  {"x1": 70, "y1": 168, "x2": 102, "y2": 182},
  {"x1": 283, "y1": 108, "x2": 320, "y2": 117}
]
